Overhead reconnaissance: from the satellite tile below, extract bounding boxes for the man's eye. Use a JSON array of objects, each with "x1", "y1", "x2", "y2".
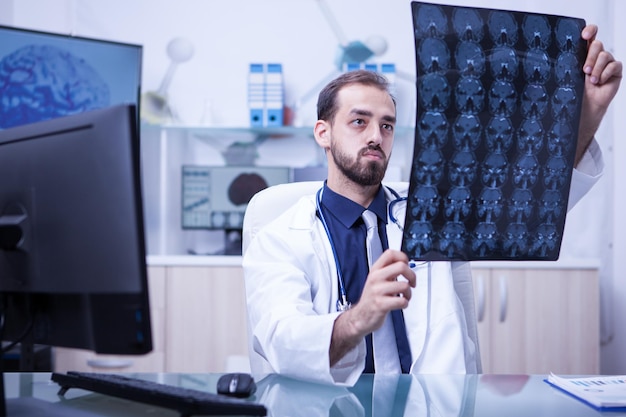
[
  {"x1": 353, "y1": 119, "x2": 365, "y2": 125},
  {"x1": 382, "y1": 123, "x2": 394, "y2": 131}
]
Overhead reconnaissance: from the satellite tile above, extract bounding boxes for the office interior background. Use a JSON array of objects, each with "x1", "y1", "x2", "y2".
[{"x1": 1, "y1": 0, "x2": 624, "y2": 374}]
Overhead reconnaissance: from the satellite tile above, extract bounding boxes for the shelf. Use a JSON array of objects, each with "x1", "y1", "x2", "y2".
[
  {"x1": 141, "y1": 124, "x2": 415, "y2": 139},
  {"x1": 141, "y1": 124, "x2": 315, "y2": 140}
]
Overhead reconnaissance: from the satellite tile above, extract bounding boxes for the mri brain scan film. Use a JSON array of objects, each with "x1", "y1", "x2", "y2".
[{"x1": 403, "y1": 2, "x2": 586, "y2": 261}]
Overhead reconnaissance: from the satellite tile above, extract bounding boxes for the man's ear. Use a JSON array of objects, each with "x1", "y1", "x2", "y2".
[{"x1": 314, "y1": 120, "x2": 331, "y2": 149}]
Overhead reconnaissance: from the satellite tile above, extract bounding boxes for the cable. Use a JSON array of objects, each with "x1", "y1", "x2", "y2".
[{"x1": 0, "y1": 294, "x2": 35, "y2": 354}]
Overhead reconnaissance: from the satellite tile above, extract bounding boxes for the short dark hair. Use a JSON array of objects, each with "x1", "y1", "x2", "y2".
[{"x1": 316, "y1": 69, "x2": 396, "y2": 124}]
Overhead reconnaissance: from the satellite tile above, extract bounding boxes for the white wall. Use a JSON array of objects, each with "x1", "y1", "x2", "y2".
[
  {"x1": 8, "y1": 0, "x2": 612, "y2": 127},
  {"x1": 0, "y1": 2, "x2": 13, "y2": 25},
  {"x1": 6, "y1": 0, "x2": 623, "y2": 373},
  {"x1": 603, "y1": 0, "x2": 626, "y2": 375}
]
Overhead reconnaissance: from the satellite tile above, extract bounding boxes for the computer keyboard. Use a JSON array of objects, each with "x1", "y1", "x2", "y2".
[{"x1": 51, "y1": 371, "x2": 267, "y2": 416}]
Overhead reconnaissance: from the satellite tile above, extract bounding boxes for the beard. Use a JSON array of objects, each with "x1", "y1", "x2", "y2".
[{"x1": 330, "y1": 142, "x2": 389, "y2": 186}]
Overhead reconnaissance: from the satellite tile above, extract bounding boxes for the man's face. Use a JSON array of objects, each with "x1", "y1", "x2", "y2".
[{"x1": 326, "y1": 84, "x2": 396, "y2": 186}]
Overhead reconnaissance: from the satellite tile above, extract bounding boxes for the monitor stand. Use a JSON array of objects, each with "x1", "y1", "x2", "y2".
[
  {"x1": 0, "y1": 373, "x2": 103, "y2": 417},
  {"x1": 223, "y1": 229, "x2": 242, "y2": 256},
  {"x1": 4, "y1": 398, "x2": 104, "y2": 417}
]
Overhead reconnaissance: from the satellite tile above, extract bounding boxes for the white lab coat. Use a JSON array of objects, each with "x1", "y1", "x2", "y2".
[{"x1": 242, "y1": 140, "x2": 603, "y2": 386}]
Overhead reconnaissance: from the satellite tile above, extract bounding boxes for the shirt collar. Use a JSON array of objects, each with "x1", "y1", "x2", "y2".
[{"x1": 321, "y1": 182, "x2": 388, "y2": 228}]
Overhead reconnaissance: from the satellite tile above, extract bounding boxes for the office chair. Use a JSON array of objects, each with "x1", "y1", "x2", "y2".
[{"x1": 241, "y1": 181, "x2": 482, "y2": 374}]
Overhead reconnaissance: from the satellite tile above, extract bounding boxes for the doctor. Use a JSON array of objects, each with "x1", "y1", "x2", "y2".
[{"x1": 243, "y1": 24, "x2": 622, "y2": 386}]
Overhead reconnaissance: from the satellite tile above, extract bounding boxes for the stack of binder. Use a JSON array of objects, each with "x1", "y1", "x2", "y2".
[{"x1": 247, "y1": 63, "x2": 284, "y2": 127}]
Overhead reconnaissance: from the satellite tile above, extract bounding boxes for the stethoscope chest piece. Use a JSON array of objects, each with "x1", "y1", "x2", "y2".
[{"x1": 336, "y1": 298, "x2": 352, "y2": 312}]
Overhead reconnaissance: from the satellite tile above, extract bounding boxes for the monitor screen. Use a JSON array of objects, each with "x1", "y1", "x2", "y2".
[
  {"x1": 0, "y1": 104, "x2": 151, "y2": 359},
  {"x1": 0, "y1": 25, "x2": 142, "y2": 130},
  {"x1": 181, "y1": 165, "x2": 292, "y2": 230}
]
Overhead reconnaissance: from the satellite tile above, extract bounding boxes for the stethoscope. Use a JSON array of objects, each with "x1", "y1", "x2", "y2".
[{"x1": 315, "y1": 186, "x2": 407, "y2": 312}]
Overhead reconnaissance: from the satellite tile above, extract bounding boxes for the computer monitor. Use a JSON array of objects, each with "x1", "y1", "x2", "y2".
[
  {"x1": 0, "y1": 25, "x2": 142, "y2": 130},
  {"x1": 0, "y1": 104, "x2": 152, "y2": 415},
  {"x1": 181, "y1": 165, "x2": 292, "y2": 254}
]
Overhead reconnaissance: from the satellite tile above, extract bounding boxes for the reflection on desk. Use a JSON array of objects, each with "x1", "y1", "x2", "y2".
[{"x1": 4, "y1": 372, "x2": 625, "y2": 416}]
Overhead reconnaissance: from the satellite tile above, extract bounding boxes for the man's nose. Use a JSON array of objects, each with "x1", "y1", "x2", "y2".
[{"x1": 367, "y1": 124, "x2": 383, "y2": 145}]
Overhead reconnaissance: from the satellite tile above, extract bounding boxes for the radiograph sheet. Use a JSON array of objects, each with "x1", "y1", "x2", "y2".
[{"x1": 402, "y1": 2, "x2": 586, "y2": 261}]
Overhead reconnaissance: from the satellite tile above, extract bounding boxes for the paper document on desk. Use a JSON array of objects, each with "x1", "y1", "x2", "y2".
[{"x1": 545, "y1": 373, "x2": 626, "y2": 410}]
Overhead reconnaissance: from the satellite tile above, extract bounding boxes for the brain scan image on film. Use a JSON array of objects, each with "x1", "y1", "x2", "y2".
[{"x1": 404, "y1": 2, "x2": 586, "y2": 261}]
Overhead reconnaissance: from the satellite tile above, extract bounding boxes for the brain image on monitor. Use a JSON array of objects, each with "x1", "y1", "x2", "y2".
[
  {"x1": 0, "y1": 25, "x2": 142, "y2": 129},
  {"x1": 182, "y1": 166, "x2": 292, "y2": 231},
  {"x1": 181, "y1": 166, "x2": 291, "y2": 255},
  {"x1": 0, "y1": 45, "x2": 110, "y2": 128},
  {"x1": 228, "y1": 172, "x2": 271, "y2": 206}
]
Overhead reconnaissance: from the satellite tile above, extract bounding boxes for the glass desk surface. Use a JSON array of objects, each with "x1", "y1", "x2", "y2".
[{"x1": 4, "y1": 372, "x2": 625, "y2": 416}]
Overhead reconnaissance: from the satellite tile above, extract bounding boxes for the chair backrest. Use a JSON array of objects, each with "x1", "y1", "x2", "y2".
[{"x1": 242, "y1": 181, "x2": 323, "y2": 255}]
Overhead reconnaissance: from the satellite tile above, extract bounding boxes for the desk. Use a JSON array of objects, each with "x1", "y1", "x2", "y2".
[{"x1": 3, "y1": 372, "x2": 625, "y2": 416}]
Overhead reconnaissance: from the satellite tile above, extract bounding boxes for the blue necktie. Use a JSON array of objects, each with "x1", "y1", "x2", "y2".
[{"x1": 362, "y1": 210, "x2": 412, "y2": 374}]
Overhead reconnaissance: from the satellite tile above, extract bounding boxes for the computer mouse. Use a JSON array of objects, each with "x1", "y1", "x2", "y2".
[{"x1": 216, "y1": 373, "x2": 257, "y2": 398}]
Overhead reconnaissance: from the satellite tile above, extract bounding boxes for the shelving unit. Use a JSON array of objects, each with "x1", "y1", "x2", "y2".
[
  {"x1": 139, "y1": 124, "x2": 322, "y2": 256},
  {"x1": 139, "y1": 124, "x2": 415, "y2": 256}
]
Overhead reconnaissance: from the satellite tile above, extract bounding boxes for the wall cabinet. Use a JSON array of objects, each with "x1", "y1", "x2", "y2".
[
  {"x1": 55, "y1": 263, "x2": 600, "y2": 375},
  {"x1": 471, "y1": 264, "x2": 599, "y2": 374},
  {"x1": 54, "y1": 265, "x2": 249, "y2": 373}
]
